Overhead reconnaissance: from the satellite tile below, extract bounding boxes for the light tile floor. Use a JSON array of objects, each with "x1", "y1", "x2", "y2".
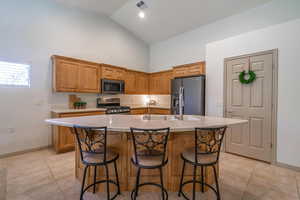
[{"x1": 0, "y1": 148, "x2": 299, "y2": 200}]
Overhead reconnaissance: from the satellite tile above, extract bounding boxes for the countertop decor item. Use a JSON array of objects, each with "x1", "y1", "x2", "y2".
[
  {"x1": 239, "y1": 70, "x2": 256, "y2": 84},
  {"x1": 74, "y1": 101, "x2": 87, "y2": 109}
]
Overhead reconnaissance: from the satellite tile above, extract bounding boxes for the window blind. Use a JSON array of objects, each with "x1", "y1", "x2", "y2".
[{"x1": 0, "y1": 61, "x2": 30, "y2": 87}]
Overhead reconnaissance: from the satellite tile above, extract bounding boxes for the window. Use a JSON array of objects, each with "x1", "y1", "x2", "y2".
[{"x1": 0, "y1": 61, "x2": 30, "y2": 87}]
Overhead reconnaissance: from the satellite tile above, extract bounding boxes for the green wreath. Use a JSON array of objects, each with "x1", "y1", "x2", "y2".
[{"x1": 239, "y1": 70, "x2": 256, "y2": 84}]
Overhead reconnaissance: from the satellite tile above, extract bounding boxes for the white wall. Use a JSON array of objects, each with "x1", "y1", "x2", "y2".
[
  {"x1": 206, "y1": 18, "x2": 300, "y2": 167},
  {"x1": 0, "y1": 0, "x2": 149, "y2": 155},
  {"x1": 150, "y1": 0, "x2": 300, "y2": 72}
]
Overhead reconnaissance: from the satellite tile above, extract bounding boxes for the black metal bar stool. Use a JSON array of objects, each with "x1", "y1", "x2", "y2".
[
  {"x1": 130, "y1": 127, "x2": 170, "y2": 200},
  {"x1": 73, "y1": 125, "x2": 121, "y2": 200},
  {"x1": 178, "y1": 126, "x2": 227, "y2": 200}
]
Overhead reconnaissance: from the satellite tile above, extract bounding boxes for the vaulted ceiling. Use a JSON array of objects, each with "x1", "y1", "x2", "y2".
[{"x1": 55, "y1": 0, "x2": 272, "y2": 44}]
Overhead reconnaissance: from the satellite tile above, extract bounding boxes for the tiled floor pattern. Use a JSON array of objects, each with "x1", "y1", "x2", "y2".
[{"x1": 0, "y1": 149, "x2": 299, "y2": 200}]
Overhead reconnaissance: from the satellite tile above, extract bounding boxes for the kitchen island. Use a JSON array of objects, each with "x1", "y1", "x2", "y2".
[{"x1": 46, "y1": 114, "x2": 247, "y2": 193}]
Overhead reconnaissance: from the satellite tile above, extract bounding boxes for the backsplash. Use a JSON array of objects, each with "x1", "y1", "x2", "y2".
[{"x1": 50, "y1": 93, "x2": 170, "y2": 109}]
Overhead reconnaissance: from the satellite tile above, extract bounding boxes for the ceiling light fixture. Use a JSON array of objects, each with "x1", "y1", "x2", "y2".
[
  {"x1": 136, "y1": 1, "x2": 147, "y2": 19},
  {"x1": 138, "y1": 11, "x2": 145, "y2": 19}
]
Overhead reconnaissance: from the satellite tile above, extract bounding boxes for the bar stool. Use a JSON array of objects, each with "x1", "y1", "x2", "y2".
[
  {"x1": 73, "y1": 126, "x2": 121, "y2": 200},
  {"x1": 130, "y1": 127, "x2": 170, "y2": 200},
  {"x1": 178, "y1": 126, "x2": 227, "y2": 200}
]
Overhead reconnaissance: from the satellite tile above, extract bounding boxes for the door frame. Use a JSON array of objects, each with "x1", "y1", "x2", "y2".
[{"x1": 223, "y1": 49, "x2": 278, "y2": 164}]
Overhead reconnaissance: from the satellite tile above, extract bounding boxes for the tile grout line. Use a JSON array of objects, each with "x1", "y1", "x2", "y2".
[
  {"x1": 44, "y1": 156, "x2": 67, "y2": 199},
  {"x1": 296, "y1": 176, "x2": 300, "y2": 200},
  {"x1": 240, "y1": 162, "x2": 256, "y2": 200}
]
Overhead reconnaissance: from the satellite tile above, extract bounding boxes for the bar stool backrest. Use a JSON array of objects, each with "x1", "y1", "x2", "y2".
[
  {"x1": 74, "y1": 126, "x2": 108, "y2": 162},
  {"x1": 130, "y1": 127, "x2": 170, "y2": 165},
  {"x1": 195, "y1": 126, "x2": 227, "y2": 163}
]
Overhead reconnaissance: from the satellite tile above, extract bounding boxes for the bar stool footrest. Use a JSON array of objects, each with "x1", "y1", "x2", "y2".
[
  {"x1": 178, "y1": 180, "x2": 218, "y2": 200},
  {"x1": 131, "y1": 182, "x2": 168, "y2": 200},
  {"x1": 82, "y1": 179, "x2": 120, "y2": 200}
]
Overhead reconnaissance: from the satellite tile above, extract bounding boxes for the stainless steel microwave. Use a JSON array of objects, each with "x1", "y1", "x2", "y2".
[{"x1": 101, "y1": 79, "x2": 125, "y2": 94}]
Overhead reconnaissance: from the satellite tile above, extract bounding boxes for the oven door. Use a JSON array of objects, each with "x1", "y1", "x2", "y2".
[{"x1": 101, "y1": 79, "x2": 124, "y2": 94}]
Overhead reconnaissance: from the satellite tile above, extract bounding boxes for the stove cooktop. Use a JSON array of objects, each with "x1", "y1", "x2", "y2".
[{"x1": 103, "y1": 106, "x2": 131, "y2": 114}]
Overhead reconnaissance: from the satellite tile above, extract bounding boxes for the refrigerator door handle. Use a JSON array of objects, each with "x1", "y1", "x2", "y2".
[{"x1": 182, "y1": 87, "x2": 185, "y2": 107}]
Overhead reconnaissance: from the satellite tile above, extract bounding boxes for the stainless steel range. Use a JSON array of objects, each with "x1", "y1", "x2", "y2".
[{"x1": 97, "y1": 97, "x2": 130, "y2": 114}]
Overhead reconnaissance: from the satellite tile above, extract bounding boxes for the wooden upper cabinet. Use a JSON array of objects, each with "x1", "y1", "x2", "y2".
[
  {"x1": 125, "y1": 70, "x2": 137, "y2": 94},
  {"x1": 52, "y1": 55, "x2": 100, "y2": 93},
  {"x1": 54, "y1": 59, "x2": 79, "y2": 92},
  {"x1": 101, "y1": 64, "x2": 125, "y2": 80},
  {"x1": 135, "y1": 72, "x2": 149, "y2": 94},
  {"x1": 149, "y1": 70, "x2": 172, "y2": 95},
  {"x1": 173, "y1": 61, "x2": 205, "y2": 78},
  {"x1": 78, "y1": 63, "x2": 100, "y2": 93},
  {"x1": 125, "y1": 70, "x2": 149, "y2": 94},
  {"x1": 52, "y1": 55, "x2": 205, "y2": 95}
]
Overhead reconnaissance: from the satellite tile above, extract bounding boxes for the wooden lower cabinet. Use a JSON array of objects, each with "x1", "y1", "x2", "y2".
[
  {"x1": 149, "y1": 108, "x2": 171, "y2": 115},
  {"x1": 75, "y1": 132, "x2": 216, "y2": 192},
  {"x1": 130, "y1": 108, "x2": 170, "y2": 115},
  {"x1": 130, "y1": 108, "x2": 148, "y2": 115},
  {"x1": 52, "y1": 111, "x2": 105, "y2": 153}
]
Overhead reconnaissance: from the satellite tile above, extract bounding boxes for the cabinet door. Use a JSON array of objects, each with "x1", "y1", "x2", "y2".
[
  {"x1": 102, "y1": 65, "x2": 125, "y2": 80},
  {"x1": 55, "y1": 60, "x2": 79, "y2": 92},
  {"x1": 125, "y1": 70, "x2": 136, "y2": 94},
  {"x1": 173, "y1": 62, "x2": 206, "y2": 78},
  {"x1": 149, "y1": 108, "x2": 170, "y2": 115},
  {"x1": 149, "y1": 74, "x2": 160, "y2": 94},
  {"x1": 78, "y1": 64, "x2": 100, "y2": 93},
  {"x1": 149, "y1": 71, "x2": 172, "y2": 95},
  {"x1": 136, "y1": 73, "x2": 149, "y2": 94},
  {"x1": 114, "y1": 68, "x2": 125, "y2": 80},
  {"x1": 161, "y1": 71, "x2": 172, "y2": 94},
  {"x1": 173, "y1": 66, "x2": 187, "y2": 78},
  {"x1": 102, "y1": 65, "x2": 115, "y2": 79},
  {"x1": 58, "y1": 126, "x2": 75, "y2": 153},
  {"x1": 130, "y1": 108, "x2": 148, "y2": 115}
]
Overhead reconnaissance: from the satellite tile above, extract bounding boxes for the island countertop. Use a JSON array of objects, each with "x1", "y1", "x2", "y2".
[
  {"x1": 45, "y1": 114, "x2": 247, "y2": 132},
  {"x1": 45, "y1": 114, "x2": 248, "y2": 192}
]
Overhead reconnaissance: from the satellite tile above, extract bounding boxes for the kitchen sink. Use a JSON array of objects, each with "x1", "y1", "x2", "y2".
[{"x1": 142, "y1": 115, "x2": 201, "y2": 121}]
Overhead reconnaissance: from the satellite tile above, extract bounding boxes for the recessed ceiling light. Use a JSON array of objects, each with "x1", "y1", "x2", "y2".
[
  {"x1": 138, "y1": 11, "x2": 145, "y2": 19},
  {"x1": 136, "y1": 1, "x2": 147, "y2": 19}
]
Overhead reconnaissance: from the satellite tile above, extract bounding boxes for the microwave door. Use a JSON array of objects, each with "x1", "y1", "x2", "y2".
[{"x1": 101, "y1": 79, "x2": 124, "y2": 94}]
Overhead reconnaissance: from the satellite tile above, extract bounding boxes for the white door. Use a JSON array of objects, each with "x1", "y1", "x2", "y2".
[{"x1": 225, "y1": 53, "x2": 274, "y2": 162}]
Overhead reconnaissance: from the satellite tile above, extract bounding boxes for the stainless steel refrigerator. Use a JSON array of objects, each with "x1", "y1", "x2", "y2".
[{"x1": 171, "y1": 76, "x2": 205, "y2": 115}]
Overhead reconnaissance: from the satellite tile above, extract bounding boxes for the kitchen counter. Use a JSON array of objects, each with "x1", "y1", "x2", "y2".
[
  {"x1": 45, "y1": 114, "x2": 247, "y2": 192},
  {"x1": 46, "y1": 114, "x2": 246, "y2": 132}
]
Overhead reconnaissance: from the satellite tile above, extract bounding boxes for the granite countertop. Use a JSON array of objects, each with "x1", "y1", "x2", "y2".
[
  {"x1": 51, "y1": 105, "x2": 170, "y2": 114},
  {"x1": 45, "y1": 114, "x2": 247, "y2": 132}
]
